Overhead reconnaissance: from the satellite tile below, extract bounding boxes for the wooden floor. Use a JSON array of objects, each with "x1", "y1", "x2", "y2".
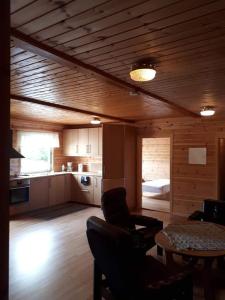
[
  {"x1": 142, "y1": 196, "x2": 170, "y2": 212},
  {"x1": 9, "y1": 203, "x2": 225, "y2": 300}
]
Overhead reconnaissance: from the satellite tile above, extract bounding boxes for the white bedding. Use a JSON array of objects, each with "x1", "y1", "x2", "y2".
[{"x1": 142, "y1": 179, "x2": 170, "y2": 194}]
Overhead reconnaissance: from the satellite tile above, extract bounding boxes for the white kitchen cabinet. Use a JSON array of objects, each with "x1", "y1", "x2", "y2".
[
  {"x1": 49, "y1": 175, "x2": 65, "y2": 206},
  {"x1": 71, "y1": 174, "x2": 81, "y2": 202},
  {"x1": 64, "y1": 174, "x2": 71, "y2": 202},
  {"x1": 93, "y1": 176, "x2": 102, "y2": 205},
  {"x1": 63, "y1": 127, "x2": 102, "y2": 157},
  {"x1": 98, "y1": 127, "x2": 102, "y2": 156},
  {"x1": 89, "y1": 128, "x2": 99, "y2": 156},
  {"x1": 10, "y1": 176, "x2": 50, "y2": 216},
  {"x1": 30, "y1": 177, "x2": 49, "y2": 209},
  {"x1": 63, "y1": 129, "x2": 79, "y2": 156},
  {"x1": 78, "y1": 128, "x2": 89, "y2": 156}
]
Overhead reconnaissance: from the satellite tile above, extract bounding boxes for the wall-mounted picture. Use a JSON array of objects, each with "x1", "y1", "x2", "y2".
[{"x1": 188, "y1": 147, "x2": 207, "y2": 165}]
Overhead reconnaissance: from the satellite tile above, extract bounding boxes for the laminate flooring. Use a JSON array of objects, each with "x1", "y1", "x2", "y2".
[{"x1": 9, "y1": 203, "x2": 225, "y2": 300}]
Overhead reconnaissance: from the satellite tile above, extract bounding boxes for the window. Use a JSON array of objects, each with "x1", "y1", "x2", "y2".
[{"x1": 18, "y1": 131, "x2": 59, "y2": 174}]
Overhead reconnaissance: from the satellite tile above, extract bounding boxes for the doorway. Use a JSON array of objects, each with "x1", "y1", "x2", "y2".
[{"x1": 141, "y1": 137, "x2": 171, "y2": 212}]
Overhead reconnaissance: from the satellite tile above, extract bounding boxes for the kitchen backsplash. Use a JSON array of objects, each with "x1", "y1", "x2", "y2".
[
  {"x1": 10, "y1": 159, "x2": 20, "y2": 176},
  {"x1": 53, "y1": 132, "x2": 102, "y2": 172},
  {"x1": 54, "y1": 157, "x2": 102, "y2": 172}
]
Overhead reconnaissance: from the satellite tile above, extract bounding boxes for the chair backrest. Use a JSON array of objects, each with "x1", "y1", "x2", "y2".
[
  {"x1": 101, "y1": 187, "x2": 134, "y2": 230},
  {"x1": 203, "y1": 199, "x2": 225, "y2": 225},
  {"x1": 86, "y1": 216, "x2": 140, "y2": 299}
]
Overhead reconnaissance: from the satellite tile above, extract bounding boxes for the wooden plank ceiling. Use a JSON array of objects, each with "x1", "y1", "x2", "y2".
[{"x1": 10, "y1": 0, "x2": 225, "y2": 125}]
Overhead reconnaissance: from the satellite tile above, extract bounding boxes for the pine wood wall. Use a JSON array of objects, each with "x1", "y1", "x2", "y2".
[
  {"x1": 142, "y1": 137, "x2": 170, "y2": 181},
  {"x1": 138, "y1": 117, "x2": 225, "y2": 216}
]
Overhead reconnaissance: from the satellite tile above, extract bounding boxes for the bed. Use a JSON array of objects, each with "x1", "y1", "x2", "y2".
[{"x1": 142, "y1": 179, "x2": 170, "y2": 194}]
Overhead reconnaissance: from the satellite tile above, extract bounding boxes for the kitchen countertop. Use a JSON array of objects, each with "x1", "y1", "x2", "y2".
[{"x1": 10, "y1": 171, "x2": 102, "y2": 181}]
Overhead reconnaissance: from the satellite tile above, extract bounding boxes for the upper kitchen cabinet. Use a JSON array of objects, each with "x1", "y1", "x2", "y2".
[
  {"x1": 78, "y1": 128, "x2": 89, "y2": 156},
  {"x1": 63, "y1": 127, "x2": 102, "y2": 157},
  {"x1": 98, "y1": 127, "x2": 103, "y2": 156},
  {"x1": 88, "y1": 128, "x2": 98, "y2": 156},
  {"x1": 63, "y1": 129, "x2": 79, "y2": 156}
]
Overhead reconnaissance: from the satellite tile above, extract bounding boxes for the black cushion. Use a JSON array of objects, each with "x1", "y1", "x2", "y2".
[
  {"x1": 101, "y1": 187, "x2": 134, "y2": 229},
  {"x1": 188, "y1": 199, "x2": 225, "y2": 225}
]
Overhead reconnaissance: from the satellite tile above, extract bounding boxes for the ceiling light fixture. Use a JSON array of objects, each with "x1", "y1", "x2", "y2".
[
  {"x1": 129, "y1": 90, "x2": 140, "y2": 96},
  {"x1": 130, "y1": 61, "x2": 156, "y2": 82},
  {"x1": 90, "y1": 117, "x2": 101, "y2": 125},
  {"x1": 200, "y1": 106, "x2": 215, "y2": 117}
]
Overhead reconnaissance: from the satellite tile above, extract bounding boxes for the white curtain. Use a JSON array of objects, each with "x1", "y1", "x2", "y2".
[{"x1": 18, "y1": 131, "x2": 60, "y2": 148}]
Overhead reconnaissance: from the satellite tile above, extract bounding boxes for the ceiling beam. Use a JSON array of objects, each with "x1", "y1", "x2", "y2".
[
  {"x1": 11, "y1": 29, "x2": 199, "y2": 118},
  {"x1": 11, "y1": 94, "x2": 134, "y2": 123}
]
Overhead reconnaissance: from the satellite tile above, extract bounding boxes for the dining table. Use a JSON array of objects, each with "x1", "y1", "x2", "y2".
[{"x1": 155, "y1": 221, "x2": 225, "y2": 300}]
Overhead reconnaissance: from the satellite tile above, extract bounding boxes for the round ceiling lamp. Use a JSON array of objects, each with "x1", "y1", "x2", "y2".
[
  {"x1": 200, "y1": 106, "x2": 215, "y2": 117},
  {"x1": 90, "y1": 117, "x2": 101, "y2": 125},
  {"x1": 130, "y1": 61, "x2": 156, "y2": 82}
]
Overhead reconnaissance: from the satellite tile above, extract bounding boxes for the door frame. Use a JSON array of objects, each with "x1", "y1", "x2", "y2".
[
  {"x1": 137, "y1": 133, "x2": 174, "y2": 213},
  {"x1": 216, "y1": 133, "x2": 225, "y2": 200},
  {"x1": 0, "y1": 1, "x2": 10, "y2": 298}
]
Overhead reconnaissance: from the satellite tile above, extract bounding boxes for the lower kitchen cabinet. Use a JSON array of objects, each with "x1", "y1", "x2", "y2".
[
  {"x1": 71, "y1": 175, "x2": 93, "y2": 204},
  {"x1": 10, "y1": 173, "x2": 102, "y2": 216},
  {"x1": 93, "y1": 176, "x2": 102, "y2": 205},
  {"x1": 71, "y1": 175, "x2": 102, "y2": 206},
  {"x1": 30, "y1": 177, "x2": 49, "y2": 210},
  {"x1": 64, "y1": 174, "x2": 71, "y2": 202},
  {"x1": 10, "y1": 176, "x2": 50, "y2": 216},
  {"x1": 49, "y1": 175, "x2": 66, "y2": 206}
]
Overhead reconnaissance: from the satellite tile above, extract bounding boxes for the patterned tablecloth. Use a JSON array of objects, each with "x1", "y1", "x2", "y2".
[{"x1": 163, "y1": 223, "x2": 225, "y2": 250}]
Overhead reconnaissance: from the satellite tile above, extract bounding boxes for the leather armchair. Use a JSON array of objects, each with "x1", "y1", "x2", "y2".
[
  {"x1": 188, "y1": 199, "x2": 225, "y2": 225},
  {"x1": 101, "y1": 187, "x2": 163, "y2": 254},
  {"x1": 86, "y1": 216, "x2": 193, "y2": 300}
]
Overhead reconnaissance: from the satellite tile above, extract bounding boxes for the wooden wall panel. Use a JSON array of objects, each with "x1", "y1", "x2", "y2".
[
  {"x1": 142, "y1": 138, "x2": 170, "y2": 181},
  {"x1": 11, "y1": 117, "x2": 64, "y2": 131},
  {"x1": 124, "y1": 126, "x2": 137, "y2": 210},
  {"x1": 0, "y1": 2, "x2": 10, "y2": 299},
  {"x1": 138, "y1": 117, "x2": 225, "y2": 216}
]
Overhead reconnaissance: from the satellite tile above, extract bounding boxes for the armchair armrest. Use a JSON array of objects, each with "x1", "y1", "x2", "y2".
[
  {"x1": 130, "y1": 214, "x2": 163, "y2": 228},
  {"x1": 188, "y1": 210, "x2": 204, "y2": 221}
]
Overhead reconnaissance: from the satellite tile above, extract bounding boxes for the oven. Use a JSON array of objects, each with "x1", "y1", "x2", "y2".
[{"x1": 10, "y1": 179, "x2": 30, "y2": 205}]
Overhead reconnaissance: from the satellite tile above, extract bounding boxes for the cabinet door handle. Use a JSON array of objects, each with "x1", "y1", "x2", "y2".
[
  {"x1": 76, "y1": 144, "x2": 78, "y2": 153},
  {"x1": 81, "y1": 189, "x2": 89, "y2": 192},
  {"x1": 95, "y1": 177, "x2": 97, "y2": 187},
  {"x1": 89, "y1": 144, "x2": 91, "y2": 154},
  {"x1": 86, "y1": 145, "x2": 89, "y2": 153}
]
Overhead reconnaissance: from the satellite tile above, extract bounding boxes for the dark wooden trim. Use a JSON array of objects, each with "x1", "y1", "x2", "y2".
[
  {"x1": 11, "y1": 94, "x2": 134, "y2": 123},
  {"x1": 11, "y1": 29, "x2": 198, "y2": 118},
  {"x1": 0, "y1": 1, "x2": 10, "y2": 299},
  {"x1": 64, "y1": 124, "x2": 102, "y2": 129}
]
